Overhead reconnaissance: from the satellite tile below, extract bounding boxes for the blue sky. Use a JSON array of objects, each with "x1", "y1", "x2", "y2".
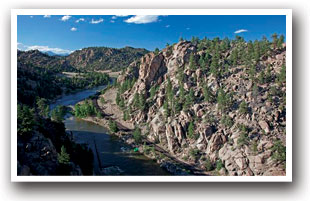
[{"x1": 17, "y1": 15, "x2": 286, "y2": 54}]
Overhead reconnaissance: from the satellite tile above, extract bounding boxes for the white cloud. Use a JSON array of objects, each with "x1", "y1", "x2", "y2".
[
  {"x1": 17, "y1": 42, "x2": 27, "y2": 50},
  {"x1": 60, "y1": 15, "x2": 71, "y2": 21},
  {"x1": 234, "y1": 29, "x2": 248, "y2": 34},
  {"x1": 17, "y1": 42, "x2": 72, "y2": 55},
  {"x1": 70, "y1": 27, "x2": 77, "y2": 31},
  {"x1": 90, "y1": 18, "x2": 104, "y2": 24},
  {"x1": 110, "y1": 20, "x2": 115, "y2": 23},
  {"x1": 43, "y1": 15, "x2": 51, "y2": 18},
  {"x1": 29, "y1": 16, "x2": 33, "y2": 18},
  {"x1": 75, "y1": 18, "x2": 85, "y2": 23},
  {"x1": 165, "y1": 25, "x2": 170, "y2": 28},
  {"x1": 27, "y1": 45, "x2": 73, "y2": 55},
  {"x1": 112, "y1": 15, "x2": 129, "y2": 20},
  {"x1": 124, "y1": 15, "x2": 161, "y2": 24}
]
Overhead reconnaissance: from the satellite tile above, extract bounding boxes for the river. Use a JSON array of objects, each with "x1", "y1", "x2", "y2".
[{"x1": 50, "y1": 85, "x2": 170, "y2": 176}]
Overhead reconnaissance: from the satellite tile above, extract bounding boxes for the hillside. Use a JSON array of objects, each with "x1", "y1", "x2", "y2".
[
  {"x1": 66, "y1": 46, "x2": 149, "y2": 71},
  {"x1": 18, "y1": 46, "x2": 149, "y2": 73},
  {"x1": 17, "y1": 50, "x2": 76, "y2": 73},
  {"x1": 106, "y1": 36, "x2": 286, "y2": 176}
]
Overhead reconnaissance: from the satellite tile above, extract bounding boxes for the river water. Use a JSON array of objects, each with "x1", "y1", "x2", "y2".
[{"x1": 51, "y1": 85, "x2": 170, "y2": 175}]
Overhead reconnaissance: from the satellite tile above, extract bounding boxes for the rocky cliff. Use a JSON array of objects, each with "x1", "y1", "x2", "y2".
[{"x1": 115, "y1": 38, "x2": 286, "y2": 176}]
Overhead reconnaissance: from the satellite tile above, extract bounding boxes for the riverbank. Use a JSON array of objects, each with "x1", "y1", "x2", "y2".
[{"x1": 76, "y1": 87, "x2": 209, "y2": 175}]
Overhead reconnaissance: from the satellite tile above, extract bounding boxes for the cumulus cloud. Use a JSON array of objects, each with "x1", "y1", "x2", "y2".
[
  {"x1": 70, "y1": 27, "x2": 77, "y2": 31},
  {"x1": 60, "y1": 15, "x2": 71, "y2": 21},
  {"x1": 17, "y1": 42, "x2": 72, "y2": 55},
  {"x1": 124, "y1": 15, "x2": 161, "y2": 24},
  {"x1": 90, "y1": 18, "x2": 104, "y2": 24},
  {"x1": 234, "y1": 29, "x2": 248, "y2": 34},
  {"x1": 43, "y1": 15, "x2": 51, "y2": 18},
  {"x1": 75, "y1": 18, "x2": 85, "y2": 23},
  {"x1": 112, "y1": 15, "x2": 129, "y2": 20}
]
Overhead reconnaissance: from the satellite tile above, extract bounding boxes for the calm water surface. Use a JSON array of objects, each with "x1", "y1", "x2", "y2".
[{"x1": 52, "y1": 85, "x2": 170, "y2": 175}]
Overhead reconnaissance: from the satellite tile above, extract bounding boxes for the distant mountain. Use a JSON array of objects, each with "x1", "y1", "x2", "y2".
[
  {"x1": 18, "y1": 46, "x2": 149, "y2": 72},
  {"x1": 43, "y1": 51, "x2": 70, "y2": 57},
  {"x1": 17, "y1": 50, "x2": 76, "y2": 73},
  {"x1": 66, "y1": 46, "x2": 149, "y2": 71}
]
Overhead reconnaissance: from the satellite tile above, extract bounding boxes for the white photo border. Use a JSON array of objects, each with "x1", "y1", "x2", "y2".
[{"x1": 11, "y1": 9, "x2": 292, "y2": 182}]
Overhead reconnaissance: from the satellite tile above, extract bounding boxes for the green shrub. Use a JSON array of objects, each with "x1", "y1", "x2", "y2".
[
  {"x1": 239, "y1": 101, "x2": 248, "y2": 114},
  {"x1": 271, "y1": 140, "x2": 286, "y2": 163},
  {"x1": 204, "y1": 159, "x2": 214, "y2": 171},
  {"x1": 216, "y1": 159, "x2": 224, "y2": 171},
  {"x1": 189, "y1": 148, "x2": 200, "y2": 160},
  {"x1": 221, "y1": 115, "x2": 233, "y2": 128}
]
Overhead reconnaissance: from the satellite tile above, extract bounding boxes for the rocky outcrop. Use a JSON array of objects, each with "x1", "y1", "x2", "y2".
[
  {"x1": 116, "y1": 39, "x2": 287, "y2": 176},
  {"x1": 17, "y1": 132, "x2": 59, "y2": 175}
]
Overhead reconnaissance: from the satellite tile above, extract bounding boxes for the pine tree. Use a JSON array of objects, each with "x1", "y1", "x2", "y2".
[
  {"x1": 133, "y1": 126, "x2": 142, "y2": 143},
  {"x1": 203, "y1": 85, "x2": 213, "y2": 102},
  {"x1": 133, "y1": 92, "x2": 140, "y2": 108},
  {"x1": 108, "y1": 119, "x2": 118, "y2": 133},
  {"x1": 277, "y1": 34, "x2": 284, "y2": 48},
  {"x1": 116, "y1": 92, "x2": 121, "y2": 105},
  {"x1": 150, "y1": 85, "x2": 157, "y2": 99},
  {"x1": 272, "y1": 33, "x2": 278, "y2": 49},
  {"x1": 277, "y1": 64, "x2": 286, "y2": 84},
  {"x1": 154, "y1": 48, "x2": 160, "y2": 55},
  {"x1": 189, "y1": 53, "x2": 196, "y2": 70},
  {"x1": 199, "y1": 55, "x2": 206, "y2": 69},
  {"x1": 231, "y1": 49, "x2": 238, "y2": 66},
  {"x1": 258, "y1": 71, "x2": 266, "y2": 84},
  {"x1": 138, "y1": 93, "x2": 146, "y2": 111},
  {"x1": 187, "y1": 121, "x2": 195, "y2": 139},
  {"x1": 58, "y1": 146, "x2": 70, "y2": 165},
  {"x1": 239, "y1": 101, "x2": 248, "y2": 114},
  {"x1": 51, "y1": 105, "x2": 66, "y2": 122},
  {"x1": 217, "y1": 88, "x2": 230, "y2": 112},
  {"x1": 163, "y1": 100, "x2": 170, "y2": 118},
  {"x1": 17, "y1": 104, "x2": 35, "y2": 136},
  {"x1": 179, "y1": 83, "x2": 185, "y2": 101},
  {"x1": 188, "y1": 88, "x2": 195, "y2": 103},
  {"x1": 36, "y1": 97, "x2": 50, "y2": 118}
]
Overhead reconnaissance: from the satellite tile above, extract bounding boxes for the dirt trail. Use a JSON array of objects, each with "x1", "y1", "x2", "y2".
[{"x1": 97, "y1": 88, "x2": 134, "y2": 131}]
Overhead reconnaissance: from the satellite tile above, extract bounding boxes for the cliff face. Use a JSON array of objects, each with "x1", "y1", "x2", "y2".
[{"x1": 117, "y1": 40, "x2": 286, "y2": 176}]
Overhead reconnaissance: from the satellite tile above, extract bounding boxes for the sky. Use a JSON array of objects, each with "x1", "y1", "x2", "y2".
[{"x1": 17, "y1": 15, "x2": 286, "y2": 55}]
